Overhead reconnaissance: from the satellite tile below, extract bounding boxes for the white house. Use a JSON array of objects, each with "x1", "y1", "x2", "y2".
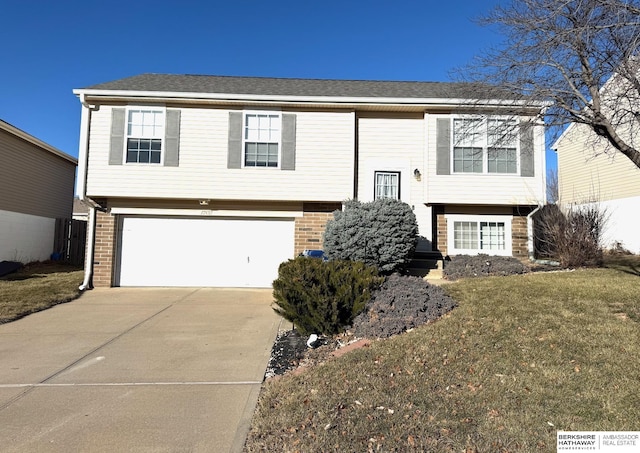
[{"x1": 74, "y1": 74, "x2": 546, "y2": 288}]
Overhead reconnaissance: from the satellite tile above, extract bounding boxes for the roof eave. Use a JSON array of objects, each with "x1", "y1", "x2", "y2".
[
  {"x1": 73, "y1": 88, "x2": 539, "y2": 109},
  {"x1": 0, "y1": 120, "x2": 77, "y2": 165}
]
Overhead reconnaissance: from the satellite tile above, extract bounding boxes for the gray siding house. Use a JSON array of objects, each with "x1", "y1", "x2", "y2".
[{"x1": 0, "y1": 120, "x2": 77, "y2": 262}]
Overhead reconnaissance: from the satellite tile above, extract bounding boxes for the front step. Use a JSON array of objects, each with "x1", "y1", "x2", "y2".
[{"x1": 406, "y1": 251, "x2": 445, "y2": 279}]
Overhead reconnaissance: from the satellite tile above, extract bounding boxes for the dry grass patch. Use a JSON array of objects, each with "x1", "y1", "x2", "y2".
[
  {"x1": 245, "y1": 268, "x2": 640, "y2": 452},
  {"x1": 0, "y1": 262, "x2": 83, "y2": 323}
]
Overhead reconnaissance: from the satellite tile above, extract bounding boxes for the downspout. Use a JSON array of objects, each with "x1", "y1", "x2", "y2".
[
  {"x1": 77, "y1": 93, "x2": 102, "y2": 291},
  {"x1": 527, "y1": 205, "x2": 542, "y2": 260}
]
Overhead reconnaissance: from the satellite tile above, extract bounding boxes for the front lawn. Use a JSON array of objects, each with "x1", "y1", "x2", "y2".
[
  {"x1": 245, "y1": 263, "x2": 640, "y2": 452},
  {"x1": 0, "y1": 262, "x2": 84, "y2": 324}
]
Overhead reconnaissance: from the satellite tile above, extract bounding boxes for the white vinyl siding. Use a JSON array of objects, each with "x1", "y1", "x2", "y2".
[
  {"x1": 446, "y1": 214, "x2": 512, "y2": 256},
  {"x1": 86, "y1": 106, "x2": 354, "y2": 201},
  {"x1": 427, "y1": 114, "x2": 546, "y2": 205},
  {"x1": 357, "y1": 113, "x2": 432, "y2": 249},
  {"x1": 0, "y1": 209, "x2": 55, "y2": 262}
]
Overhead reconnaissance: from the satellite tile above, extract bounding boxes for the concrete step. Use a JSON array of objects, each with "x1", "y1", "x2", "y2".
[{"x1": 406, "y1": 252, "x2": 444, "y2": 280}]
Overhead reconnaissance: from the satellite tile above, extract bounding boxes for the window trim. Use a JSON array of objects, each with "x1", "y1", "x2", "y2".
[
  {"x1": 124, "y1": 106, "x2": 166, "y2": 165},
  {"x1": 445, "y1": 214, "x2": 513, "y2": 256},
  {"x1": 373, "y1": 170, "x2": 401, "y2": 200},
  {"x1": 450, "y1": 116, "x2": 520, "y2": 175},
  {"x1": 241, "y1": 110, "x2": 282, "y2": 169}
]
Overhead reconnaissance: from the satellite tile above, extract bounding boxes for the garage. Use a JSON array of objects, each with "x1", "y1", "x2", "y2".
[{"x1": 116, "y1": 216, "x2": 295, "y2": 287}]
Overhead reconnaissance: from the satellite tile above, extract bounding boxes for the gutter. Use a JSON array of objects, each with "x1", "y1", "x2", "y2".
[
  {"x1": 76, "y1": 94, "x2": 104, "y2": 291},
  {"x1": 74, "y1": 88, "x2": 548, "y2": 110}
]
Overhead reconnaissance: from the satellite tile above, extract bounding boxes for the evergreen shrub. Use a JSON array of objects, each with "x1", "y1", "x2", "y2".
[
  {"x1": 272, "y1": 257, "x2": 383, "y2": 336},
  {"x1": 323, "y1": 199, "x2": 418, "y2": 274}
]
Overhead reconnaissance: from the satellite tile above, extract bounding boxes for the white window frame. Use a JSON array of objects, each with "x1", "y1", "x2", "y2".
[
  {"x1": 242, "y1": 110, "x2": 282, "y2": 169},
  {"x1": 124, "y1": 106, "x2": 166, "y2": 165},
  {"x1": 374, "y1": 171, "x2": 401, "y2": 200},
  {"x1": 445, "y1": 214, "x2": 513, "y2": 256},
  {"x1": 451, "y1": 116, "x2": 519, "y2": 175}
]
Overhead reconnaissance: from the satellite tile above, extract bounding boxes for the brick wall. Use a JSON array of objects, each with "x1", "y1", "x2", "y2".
[
  {"x1": 436, "y1": 211, "x2": 448, "y2": 255},
  {"x1": 93, "y1": 209, "x2": 116, "y2": 287},
  {"x1": 294, "y1": 202, "x2": 342, "y2": 255},
  {"x1": 511, "y1": 213, "x2": 529, "y2": 259},
  {"x1": 434, "y1": 205, "x2": 531, "y2": 258}
]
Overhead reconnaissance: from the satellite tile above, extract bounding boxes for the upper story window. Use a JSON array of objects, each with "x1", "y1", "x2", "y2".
[
  {"x1": 452, "y1": 117, "x2": 518, "y2": 174},
  {"x1": 244, "y1": 113, "x2": 281, "y2": 167},
  {"x1": 374, "y1": 171, "x2": 400, "y2": 200},
  {"x1": 126, "y1": 109, "x2": 165, "y2": 164}
]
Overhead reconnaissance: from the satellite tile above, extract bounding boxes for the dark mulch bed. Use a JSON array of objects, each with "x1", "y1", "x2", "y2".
[
  {"x1": 265, "y1": 274, "x2": 458, "y2": 378},
  {"x1": 264, "y1": 330, "x2": 309, "y2": 379}
]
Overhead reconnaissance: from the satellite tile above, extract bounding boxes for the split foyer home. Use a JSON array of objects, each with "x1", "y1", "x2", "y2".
[
  {"x1": 74, "y1": 74, "x2": 546, "y2": 288},
  {"x1": 0, "y1": 119, "x2": 77, "y2": 263}
]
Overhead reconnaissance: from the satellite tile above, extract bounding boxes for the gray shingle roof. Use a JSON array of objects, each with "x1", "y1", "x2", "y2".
[{"x1": 82, "y1": 73, "x2": 519, "y2": 100}]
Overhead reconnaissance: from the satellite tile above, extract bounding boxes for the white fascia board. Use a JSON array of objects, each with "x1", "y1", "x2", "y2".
[
  {"x1": 73, "y1": 88, "x2": 537, "y2": 109},
  {"x1": 550, "y1": 123, "x2": 575, "y2": 151},
  {"x1": 109, "y1": 207, "x2": 303, "y2": 218},
  {"x1": 0, "y1": 120, "x2": 78, "y2": 164}
]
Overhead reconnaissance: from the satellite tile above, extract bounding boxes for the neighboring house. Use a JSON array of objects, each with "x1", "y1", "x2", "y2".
[
  {"x1": 552, "y1": 122, "x2": 640, "y2": 253},
  {"x1": 74, "y1": 74, "x2": 546, "y2": 288},
  {"x1": 0, "y1": 119, "x2": 77, "y2": 263}
]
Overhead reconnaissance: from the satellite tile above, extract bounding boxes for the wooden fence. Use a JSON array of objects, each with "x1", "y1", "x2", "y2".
[{"x1": 54, "y1": 218, "x2": 87, "y2": 266}]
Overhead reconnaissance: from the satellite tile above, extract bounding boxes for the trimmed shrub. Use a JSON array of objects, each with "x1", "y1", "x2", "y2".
[
  {"x1": 443, "y1": 254, "x2": 529, "y2": 280},
  {"x1": 352, "y1": 274, "x2": 457, "y2": 339},
  {"x1": 272, "y1": 257, "x2": 383, "y2": 336},
  {"x1": 323, "y1": 199, "x2": 418, "y2": 274}
]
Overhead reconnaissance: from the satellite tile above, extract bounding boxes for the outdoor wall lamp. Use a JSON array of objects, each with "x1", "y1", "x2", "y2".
[{"x1": 413, "y1": 168, "x2": 422, "y2": 179}]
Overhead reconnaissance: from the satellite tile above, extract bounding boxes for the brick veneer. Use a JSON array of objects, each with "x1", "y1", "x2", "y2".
[
  {"x1": 436, "y1": 211, "x2": 448, "y2": 255},
  {"x1": 511, "y1": 214, "x2": 529, "y2": 258},
  {"x1": 294, "y1": 202, "x2": 342, "y2": 255},
  {"x1": 434, "y1": 207, "x2": 530, "y2": 258},
  {"x1": 93, "y1": 209, "x2": 117, "y2": 287}
]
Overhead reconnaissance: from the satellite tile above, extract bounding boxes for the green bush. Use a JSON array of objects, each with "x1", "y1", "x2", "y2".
[
  {"x1": 323, "y1": 199, "x2": 418, "y2": 274},
  {"x1": 272, "y1": 257, "x2": 383, "y2": 336}
]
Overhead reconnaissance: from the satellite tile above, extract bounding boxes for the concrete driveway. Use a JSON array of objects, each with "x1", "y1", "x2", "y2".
[{"x1": 0, "y1": 288, "x2": 281, "y2": 453}]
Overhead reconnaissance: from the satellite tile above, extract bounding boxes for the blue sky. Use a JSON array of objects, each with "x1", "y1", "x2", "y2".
[{"x1": 0, "y1": 0, "x2": 557, "y2": 171}]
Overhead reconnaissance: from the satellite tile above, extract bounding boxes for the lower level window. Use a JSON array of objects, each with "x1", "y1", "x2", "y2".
[
  {"x1": 453, "y1": 220, "x2": 506, "y2": 251},
  {"x1": 374, "y1": 171, "x2": 400, "y2": 200}
]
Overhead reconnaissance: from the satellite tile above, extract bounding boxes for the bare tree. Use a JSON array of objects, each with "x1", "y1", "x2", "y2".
[
  {"x1": 458, "y1": 0, "x2": 640, "y2": 169},
  {"x1": 547, "y1": 167, "x2": 559, "y2": 203}
]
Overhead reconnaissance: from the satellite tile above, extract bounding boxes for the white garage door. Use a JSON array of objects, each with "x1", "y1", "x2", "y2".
[{"x1": 117, "y1": 216, "x2": 295, "y2": 287}]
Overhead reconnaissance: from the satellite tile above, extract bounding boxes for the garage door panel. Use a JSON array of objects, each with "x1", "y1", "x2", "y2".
[{"x1": 117, "y1": 217, "x2": 294, "y2": 287}]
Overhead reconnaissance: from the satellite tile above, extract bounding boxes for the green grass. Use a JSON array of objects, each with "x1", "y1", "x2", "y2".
[
  {"x1": 245, "y1": 263, "x2": 640, "y2": 452},
  {"x1": 0, "y1": 262, "x2": 84, "y2": 324}
]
